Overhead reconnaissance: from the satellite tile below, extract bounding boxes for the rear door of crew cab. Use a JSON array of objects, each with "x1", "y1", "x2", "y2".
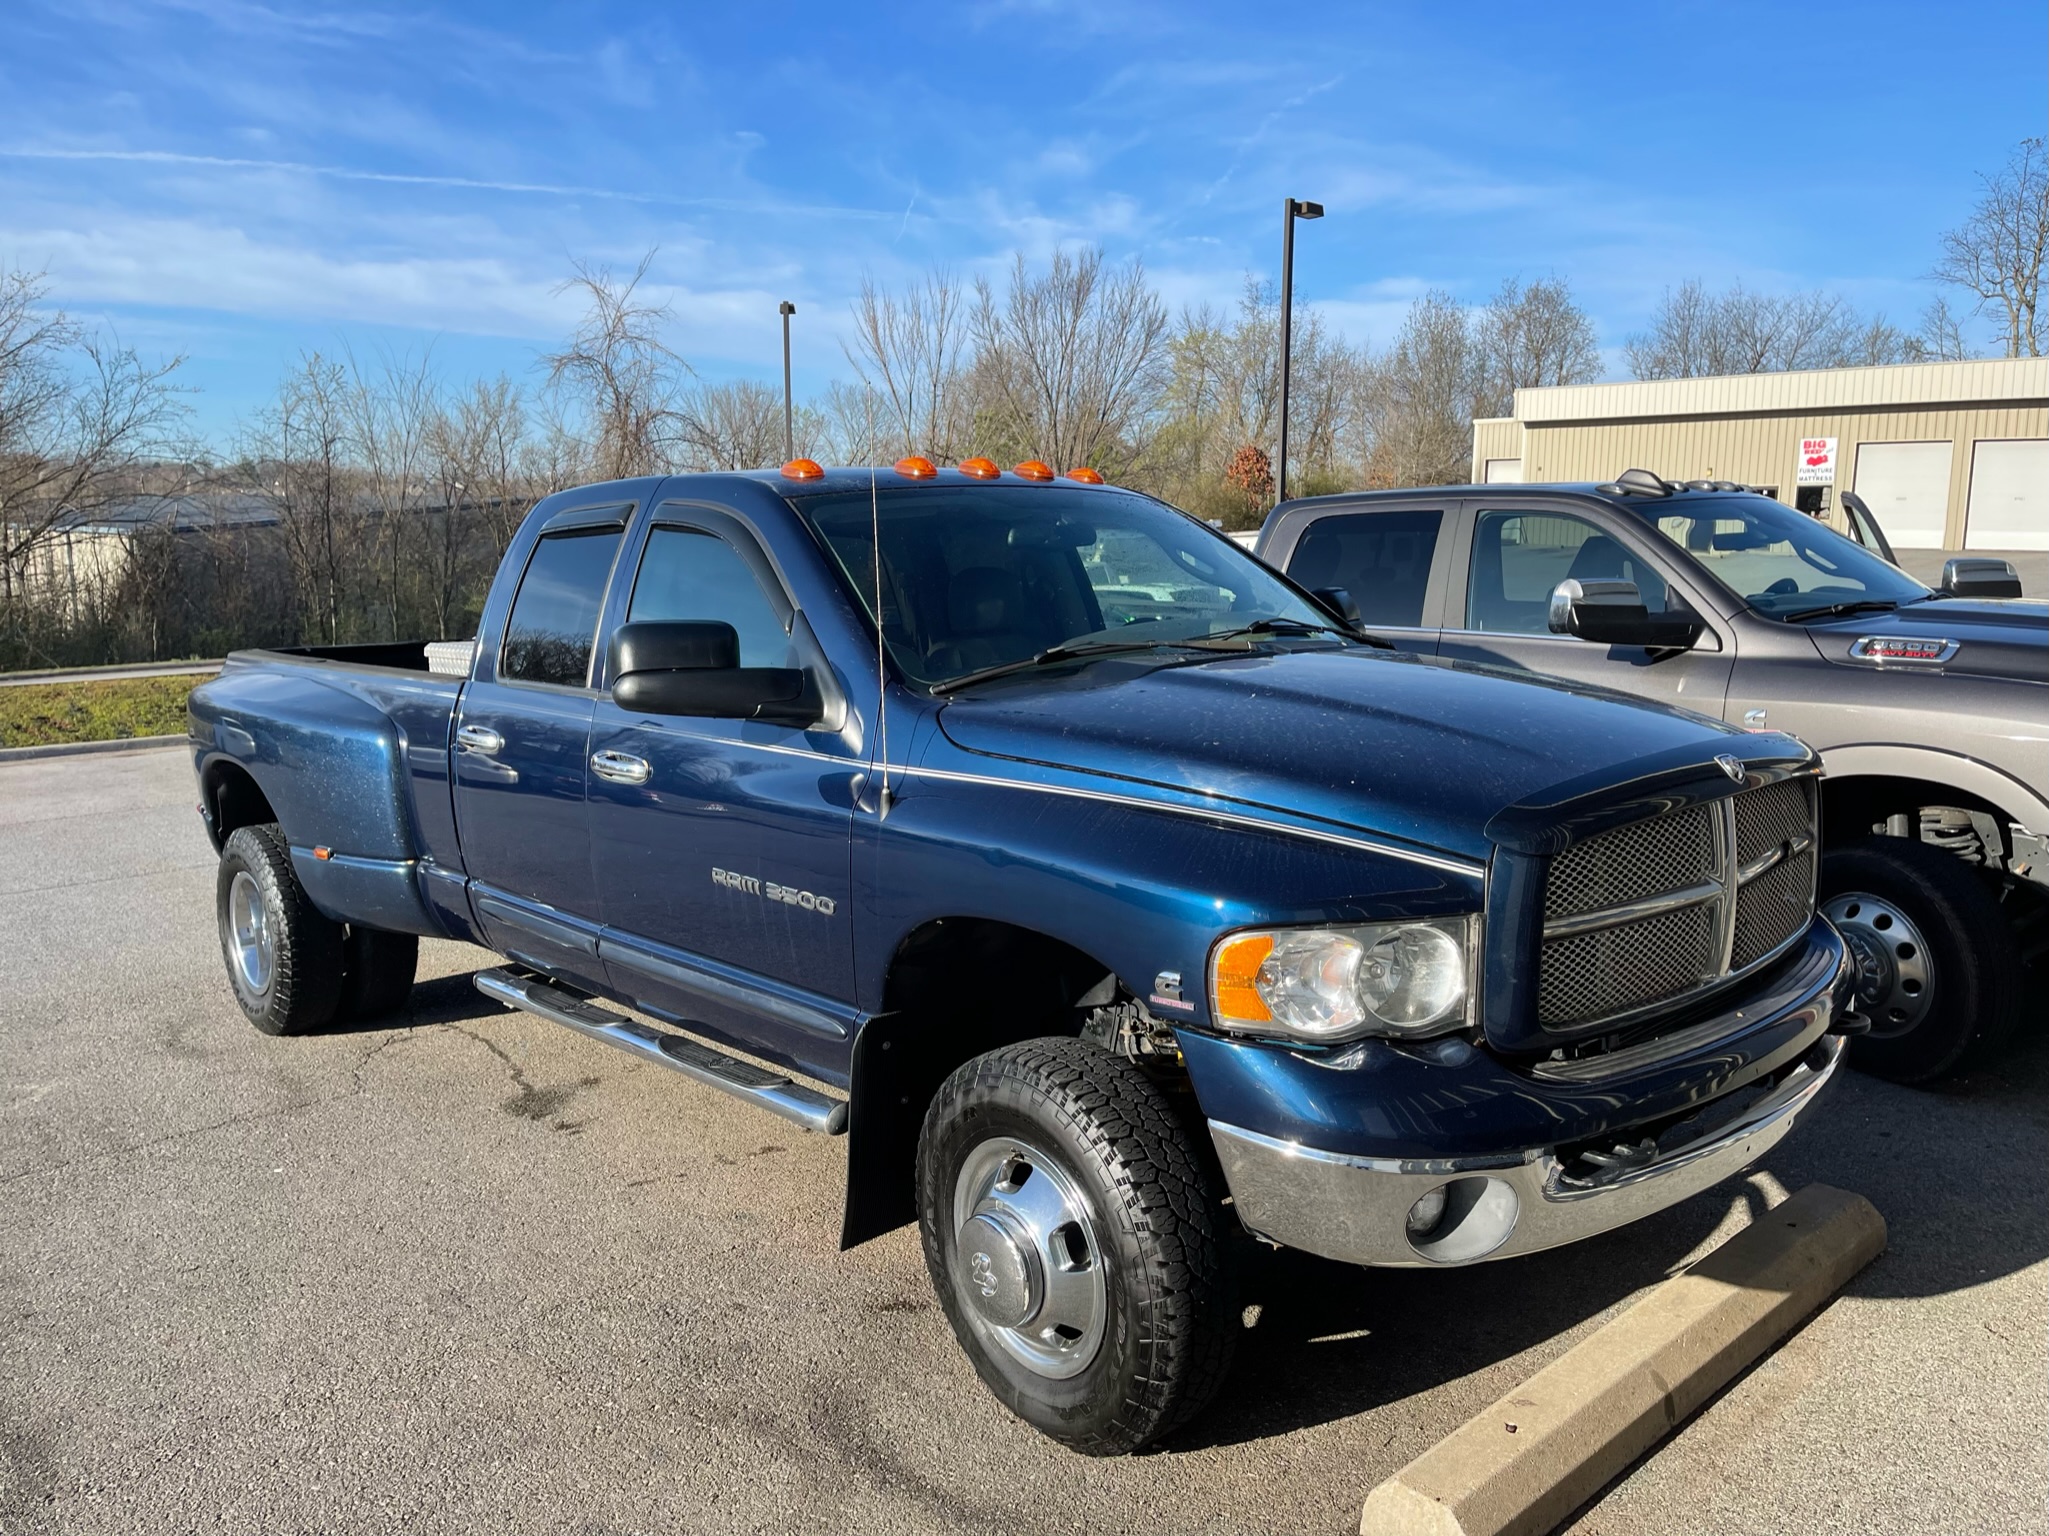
[
  {"x1": 1266, "y1": 500, "x2": 1455, "y2": 654},
  {"x1": 586, "y1": 502, "x2": 859, "y2": 1062},
  {"x1": 452, "y1": 498, "x2": 628, "y2": 988}
]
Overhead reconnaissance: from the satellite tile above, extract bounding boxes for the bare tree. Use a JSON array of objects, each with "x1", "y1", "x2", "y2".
[
  {"x1": 238, "y1": 353, "x2": 364, "y2": 644},
  {"x1": 543, "y1": 252, "x2": 694, "y2": 477},
  {"x1": 1626, "y1": 280, "x2": 1908, "y2": 378},
  {"x1": 346, "y1": 347, "x2": 439, "y2": 639},
  {"x1": 1475, "y1": 275, "x2": 1600, "y2": 415},
  {"x1": 681, "y1": 379, "x2": 790, "y2": 470},
  {"x1": 819, "y1": 379, "x2": 895, "y2": 465},
  {"x1": 0, "y1": 266, "x2": 191, "y2": 637},
  {"x1": 969, "y1": 248, "x2": 1170, "y2": 476},
  {"x1": 1931, "y1": 137, "x2": 2047, "y2": 358},
  {"x1": 1913, "y1": 296, "x2": 1972, "y2": 362},
  {"x1": 1364, "y1": 291, "x2": 1482, "y2": 487},
  {"x1": 845, "y1": 271, "x2": 973, "y2": 461}
]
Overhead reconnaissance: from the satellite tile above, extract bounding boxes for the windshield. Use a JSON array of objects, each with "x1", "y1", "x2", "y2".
[
  {"x1": 1624, "y1": 494, "x2": 1931, "y2": 618},
  {"x1": 792, "y1": 485, "x2": 1335, "y2": 687}
]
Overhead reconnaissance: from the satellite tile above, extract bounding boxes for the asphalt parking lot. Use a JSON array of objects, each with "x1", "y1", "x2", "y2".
[{"x1": 3, "y1": 747, "x2": 2044, "y2": 1536}]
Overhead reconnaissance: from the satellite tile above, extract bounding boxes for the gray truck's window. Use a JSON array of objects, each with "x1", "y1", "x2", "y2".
[
  {"x1": 1626, "y1": 495, "x2": 1927, "y2": 618},
  {"x1": 500, "y1": 528, "x2": 623, "y2": 686},
  {"x1": 627, "y1": 527, "x2": 794, "y2": 667},
  {"x1": 1285, "y1": 510, "x2": 1441, "y2": 628},
  {"x1": 1466, "y1": 511, "x2": 1667, "y2": 633}
]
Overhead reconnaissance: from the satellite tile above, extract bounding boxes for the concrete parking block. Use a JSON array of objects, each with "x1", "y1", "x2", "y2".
[{"x1": 1360, "y1": 1183, "x2": 1886, "y2": 1536}]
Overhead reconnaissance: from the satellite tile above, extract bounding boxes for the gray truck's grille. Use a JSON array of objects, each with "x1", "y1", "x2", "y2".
[{"x1": 1538, "y1": 777, "x2": 1817, "y2": 1029}]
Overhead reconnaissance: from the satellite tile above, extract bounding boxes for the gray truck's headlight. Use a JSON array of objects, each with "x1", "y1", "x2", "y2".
[{"x1": 1208, "y1": 917, "x2": 1478, "y2": 1042}]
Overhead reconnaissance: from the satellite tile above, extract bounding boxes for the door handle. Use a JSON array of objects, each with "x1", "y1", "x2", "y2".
[
  {"x1": 591, "y1": 749, "x2": 652, "y2": 786},
  {"x1": 456, "y1": 724, "x2": 504, "y2": 754}
]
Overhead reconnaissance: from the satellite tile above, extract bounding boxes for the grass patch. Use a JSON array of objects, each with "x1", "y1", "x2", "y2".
[{"x1": 0, "y1": 676, "x2": 198, "y2": 748}]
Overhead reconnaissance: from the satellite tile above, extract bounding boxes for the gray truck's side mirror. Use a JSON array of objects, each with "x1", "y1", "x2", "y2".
[
  {"x1": 1311, "y1": 586, "x2": 1363, "y2": 627},
  {"x1": 1940, "y1": 557, "x2": 2023, "y2": 600},
  {"x1": 1548, "y1": 578, "x2": 1704, "y2": 650},
  {"x1": 610, "y1": 619, "x2": 820, "y2": 726}
]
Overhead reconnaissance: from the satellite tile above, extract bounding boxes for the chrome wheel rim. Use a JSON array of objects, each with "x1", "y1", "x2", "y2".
[
  {"x1": 950, "y1": 1136, "x2": 1107, "y2": 1380},
  {"x1": 1823, "y1": 890, "x2": 1933, "y2": 1038},
  {"x1": 228, "y1": 870, "x2": 275, "y2": 996}
]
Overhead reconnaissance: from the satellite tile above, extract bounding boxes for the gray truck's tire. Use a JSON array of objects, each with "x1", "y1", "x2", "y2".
[
  {"x1": 1820, "y1": 837, "x2": 2022, "y2": 1083},
  {"x1": 339, "y1": 928, "x2": 418, "y2": 1021},
  {"x1": 216, "y1": 824, "x2": 344, "y2": 1037},
  {"x1": 915, "y1": 1037, "x2": 1236, "y2": 1455}
]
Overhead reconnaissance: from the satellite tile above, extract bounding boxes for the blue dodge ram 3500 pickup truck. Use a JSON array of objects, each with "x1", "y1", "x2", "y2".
[{"x1": 188, "y1": 459, "x2": 1858, "y2": 1452}]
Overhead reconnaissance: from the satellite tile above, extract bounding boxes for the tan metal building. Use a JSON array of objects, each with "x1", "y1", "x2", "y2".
[{"x1": 1471, "y1": 357, "x2": 2048, "y2": 550}]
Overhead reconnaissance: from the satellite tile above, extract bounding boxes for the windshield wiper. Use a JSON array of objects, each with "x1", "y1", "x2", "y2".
[
  {"x1": 929, "y1": 639, "x2": 1203, "y2": 696},
  {"x1": 1203, "y1": 616, "x2": 1395, "y2": 649},
  {"x1": 1778, "y1": 599, "x2": 1901, "y2": 624}
]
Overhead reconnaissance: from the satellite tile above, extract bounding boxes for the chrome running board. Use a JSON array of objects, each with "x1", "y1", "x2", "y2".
[{"x1": 474, "y1": 967, "x2": 847, "y2": 1135}]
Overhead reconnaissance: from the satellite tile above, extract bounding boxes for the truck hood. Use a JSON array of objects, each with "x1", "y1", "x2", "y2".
[
  {"x1": 1805, "y1": 596, "x2": 2048, "y2": 682},
  {"x1": 934, "y1": 648, "x2": 1751, "y2": 864}
]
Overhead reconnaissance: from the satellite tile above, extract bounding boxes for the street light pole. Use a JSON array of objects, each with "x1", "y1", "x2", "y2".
[
  {"x1": 1276, "y1": 197, "x2": 1323, "y2": 507},
  {"x1": 778, "y1": 300, "x2": 797, "y2": 462}
]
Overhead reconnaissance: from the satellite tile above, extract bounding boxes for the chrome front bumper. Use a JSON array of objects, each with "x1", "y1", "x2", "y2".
[{"x1": 1209, "y1": 1034, "x2": 1845, "y2": 1268}]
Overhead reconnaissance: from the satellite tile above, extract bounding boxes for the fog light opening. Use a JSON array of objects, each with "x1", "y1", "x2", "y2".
[{"x1": 1405, "y1": 1175, "x2": 1520, "y2": 1264}]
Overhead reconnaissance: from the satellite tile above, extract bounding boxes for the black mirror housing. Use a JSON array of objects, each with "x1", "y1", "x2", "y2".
[
  {"x1": 1941, "y1": 557, "x2": 2023, "y2": 600},
  {"x1": 611, "y1": 619, "x2": 739, "y2": 675},
  {"x1": 609, "y1": 618, "x2": 820, "y2": 726},
  {"x1": 1548, "y1": 578, "x2": 1702, "y2": 649},
  {"x1": 1311, "y1": 586, "x2": 1363, "y2": 627}
]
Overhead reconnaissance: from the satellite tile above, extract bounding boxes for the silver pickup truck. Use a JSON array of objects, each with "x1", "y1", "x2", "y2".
[{"x1": 1258, "y1": 470, "x2": 2047, "y2": 1083}]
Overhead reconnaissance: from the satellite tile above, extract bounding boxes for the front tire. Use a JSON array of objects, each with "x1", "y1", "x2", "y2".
[
  {"x1": 916, "y1": 1038, "x2": 1235, "y2": 1455},
  {"x1": 1820, "y1": 836, "x2": 2022, "y2": 1083},
  {"x1": 216, "y1": 824, "x2": 345, "y2": 1037}
]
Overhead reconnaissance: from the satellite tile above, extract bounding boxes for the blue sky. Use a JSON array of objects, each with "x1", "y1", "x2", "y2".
[{"x1": 3, "y1": 0, "x2": 2043, "y2": 442}]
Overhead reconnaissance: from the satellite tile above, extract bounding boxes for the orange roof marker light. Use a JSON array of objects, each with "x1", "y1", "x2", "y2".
[
  {"x1": 1064, "y1": 466, "x2": 1105, "y2": 484},
  {"x1": 779, "y1": 458, "x2": 825, "y2": 480},
  {"x1": 1013, "y1": 460, "x2": 1055, "y2": 481},
  {"x1": 958, "y1": 456, "x2": 1001, "y2": 479},
  {"x1": 894, "y1": 455, "x2": 937, "y2": 479}
]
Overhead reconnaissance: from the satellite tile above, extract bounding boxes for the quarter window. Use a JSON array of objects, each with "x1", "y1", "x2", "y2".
[
  {"x1": 500, "y1": 528, "x2": 623, "y2": 686},
  {"x1": 1284, "y1": 510, "x2": 1442, "y2": 628},
  {"x1": 1465, "y1": 511, "x2": 1667, "y2": 634}
]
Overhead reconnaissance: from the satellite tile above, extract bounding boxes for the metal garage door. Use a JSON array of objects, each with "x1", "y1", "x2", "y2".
[
  {"x1": 1854, "y1": 441, "x2": 1953, "y2": 548},
  {"x1": 1965, "y1": 439, "x2": 2048, "y2": 551},
  {"x1": 1484, "y1": 458, "x2": 1524, "y2": 483}
]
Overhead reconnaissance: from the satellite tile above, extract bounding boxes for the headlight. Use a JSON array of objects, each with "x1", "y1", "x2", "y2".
[{"x1": 1209, "y1": 917, "x2": 1478, "y2": 1042}]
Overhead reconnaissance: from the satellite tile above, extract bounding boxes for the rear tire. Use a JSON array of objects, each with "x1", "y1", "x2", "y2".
[
  {"x1": 216, "y1": 824, "x2": 344, "y2": 1037},
  {"x1": 916, "y1": 1037, "x2": 1236, "y2": 1455},
  {"x1": 1820, "y1": 836, "x2": 2022, "y2": 1083},
  {"x1": 339, "y1": 928, "x2": 419, "y2": 1021}
]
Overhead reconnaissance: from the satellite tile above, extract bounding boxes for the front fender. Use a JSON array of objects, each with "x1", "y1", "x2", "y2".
[{"x1": 1821, "y1": 742, "x2": 2049, "y2": 833}]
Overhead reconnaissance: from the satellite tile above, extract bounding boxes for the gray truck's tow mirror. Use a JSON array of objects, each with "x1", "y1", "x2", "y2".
[
  {"x1": 1940, "y1": 557, "x2": 2023, "y2": 600},
  {"x1": 1311, "y1": 586, "x2": 1363, "y2": 628},
  {"x1": 610, "y1": 619, "x2": 820, "y2": 726},
  {"x1": 1548, "y1": 578, "x2": 1704, "y2": 650}
]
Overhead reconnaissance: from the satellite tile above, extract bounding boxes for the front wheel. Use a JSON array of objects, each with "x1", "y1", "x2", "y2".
[
  {"x1": 916, "y1": 1038, "x2": 1236, "y2": 1455},
  {"x1": 1820, "y1": 836, "x2": 2022, "y2": 1083}
]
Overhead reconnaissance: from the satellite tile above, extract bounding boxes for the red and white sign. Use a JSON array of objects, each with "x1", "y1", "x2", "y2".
[{"x1": 1796, "y1": 437, "x2": 1837, "y2": 485}]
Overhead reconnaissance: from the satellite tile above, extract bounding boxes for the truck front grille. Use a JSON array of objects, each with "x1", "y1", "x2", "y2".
[{"x1": 1537, "y1": 777, "x2": 1817, "y2": 1030}]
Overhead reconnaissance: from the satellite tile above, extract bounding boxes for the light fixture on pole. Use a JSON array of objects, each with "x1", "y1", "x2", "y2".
[
  {"x1": 1277, "y1": 197, "x2": 1323, "y2": 507},
  {"x1": 778, "y1": 301, "x2": 797, "y2": 463}
]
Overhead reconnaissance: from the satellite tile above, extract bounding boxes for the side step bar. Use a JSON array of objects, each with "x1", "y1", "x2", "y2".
[{"x1": 475, "y1": 967, "x2": 848, "y2": 1135}]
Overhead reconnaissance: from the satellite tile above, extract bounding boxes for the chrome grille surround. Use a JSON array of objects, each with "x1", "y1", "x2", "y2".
[{"x1": 1538, "y1": 778, "x2": 1817, "y2": 1030}]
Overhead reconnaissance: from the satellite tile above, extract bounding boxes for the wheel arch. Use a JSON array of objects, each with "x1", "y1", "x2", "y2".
[
  {"x1": 1819, "y1": 744, "x2": 2049, "y2": 855},
  {"x1": 199, "y1": 756, "x2": 279, "y2": 852}
]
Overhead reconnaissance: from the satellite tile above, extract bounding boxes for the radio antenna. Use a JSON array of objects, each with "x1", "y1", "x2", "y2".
[{"x1": 870, "y1": 466, "x2": 892, "y2": 819}]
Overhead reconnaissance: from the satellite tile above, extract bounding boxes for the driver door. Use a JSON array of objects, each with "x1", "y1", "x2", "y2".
[{"x1": 1436, "y1": 504, "x2": 1735, "y2": 718}]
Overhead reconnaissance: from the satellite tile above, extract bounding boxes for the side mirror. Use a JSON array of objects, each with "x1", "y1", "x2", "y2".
[
  {"x1": 609, "y1": 619, "x2": 821, "y2": 726},
  {"x1": 1940, "y1": 557, "x2": 2023, "y2": 600},
  {"x1": 1547, "y1": 578, "x2": 1703, "y2": 649},
  {"x1": 1311, "y1": 586, "x2": 1363, "y2": 627}
]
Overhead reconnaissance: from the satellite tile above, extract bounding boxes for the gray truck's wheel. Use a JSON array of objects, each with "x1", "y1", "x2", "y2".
[
  {"x1": 216, "y1": 824, "x2": 344, "y2": 1037},
  {"x1": 339, "y1": 928, "x2": 418, "y2": 1021},
  {"x1": 1820, "y1": 836, "x2": 2021, "y2": 1083},
  {"x1": 915, "y1": 1037, "x2": 1235, "y2": 1455}
]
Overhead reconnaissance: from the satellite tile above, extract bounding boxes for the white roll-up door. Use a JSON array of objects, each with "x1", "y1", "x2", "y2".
[
  {"x1": 1964, "y1": 439, "x2": 2048, "y2": 550},
  {"x1": 1853, "y1": 441, "x2": 1954, "y2": 548},
  {"x1": 1484, "y1": 458, "x2": 1523, "y2": 483}
]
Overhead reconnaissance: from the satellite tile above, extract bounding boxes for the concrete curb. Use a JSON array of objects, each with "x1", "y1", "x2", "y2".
[
  {"x1": 0, "y1": 734, "x2": 189, "y2": 763},
  {"x1": 1360, "y1": 1183, "x2": 1886, "y2": 1536},
  {"x1": 0, "y1": 660, "x2": 222, "y2": 687}
]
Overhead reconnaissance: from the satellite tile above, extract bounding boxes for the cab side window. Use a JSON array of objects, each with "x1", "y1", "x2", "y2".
[
  {"x1": 1284, "y1": 510, "x2": 1442, "y2": 628},
  {"x1": 1465, "y1": 511, "x2": 1668, "y2": 633},
  {"x1": 500, "y1": 528, "x2": 624, "y2": 686},
  {"x1": 628, "y1": 526, "x2": 794, "y2": 668}
]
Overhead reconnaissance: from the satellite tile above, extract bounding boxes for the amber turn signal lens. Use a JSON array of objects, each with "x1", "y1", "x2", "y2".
[
  {"x1": 894, "y1": 455, "x2": 937, "y2": 478},
  {"x1": 1212, "y1": 933, "x2": 1275, "y2": 1024},
  {"x1": 958, "y1": 456, "x2": 1001, "y2": 479},
  {"x1": 1064, "y1": 466, "x2": 1105, "y2": 484},
  {"x1": 780, "y1": 458, "x2": 824, "y2": 480},
  {"x1": 1013, "y1": 460, "x2": 1054, "y2": 481}
]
